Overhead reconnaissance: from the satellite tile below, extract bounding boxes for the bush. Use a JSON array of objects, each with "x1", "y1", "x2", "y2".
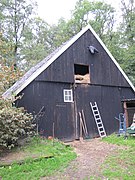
[{"x1": 0, "y1": 98, "x2": 35, "y2": 149}]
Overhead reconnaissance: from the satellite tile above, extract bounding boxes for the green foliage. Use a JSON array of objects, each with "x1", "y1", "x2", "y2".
[
  {"x1": 69, "y1": 0, "x2": 115, "y2": 38},
  {"x1": 0, "y1": 32, "x2": 14, "y2": 66},
  {"x1": 0, "y1": 0, "x2": 37, "y2": 65},
  {"x1": 116, "y1": 0, "x2": 135, "y2": 84},
  {"x1": 102, "y1": 134, "x2": 135, "y2": 179},
  {"x1": 0, "y1": 65, "x2": 23, "y2": 96},
  {"x1": 0, "y1": 98, "x2": 35, "y2": 149},
  {"x1": 20, "y1": 17, "x2": 51, "y2": 69},
  {"x1": 0, "y1": 137, "x2": 76, "y2": 179}
]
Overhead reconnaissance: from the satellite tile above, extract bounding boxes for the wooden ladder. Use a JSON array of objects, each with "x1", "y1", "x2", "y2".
[{"x1": 90, "y1": 102, "x2": 106, "y2": 138}]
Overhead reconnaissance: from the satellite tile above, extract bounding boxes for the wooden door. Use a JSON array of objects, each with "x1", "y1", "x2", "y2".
[{"x1": 54, "y1": 102, "x2": 75, "y2": 141}]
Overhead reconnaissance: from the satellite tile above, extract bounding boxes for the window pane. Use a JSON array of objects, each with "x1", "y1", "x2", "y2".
[
  {"x1": 65, "y1": 96, "x2": 69, "y2": 101},
  {"x1": 65, "y1": 91, "x2": 68, "y2": 95}
]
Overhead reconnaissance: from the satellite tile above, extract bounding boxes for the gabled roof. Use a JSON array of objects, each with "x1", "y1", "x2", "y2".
[{"x1": 2, "y1": 24, "x2": 135, "y2": 99}]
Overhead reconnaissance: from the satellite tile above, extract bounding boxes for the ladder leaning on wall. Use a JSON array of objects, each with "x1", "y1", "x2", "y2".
[{"x1": 90, "y1": 102, "x2": 106, "y2": 138}]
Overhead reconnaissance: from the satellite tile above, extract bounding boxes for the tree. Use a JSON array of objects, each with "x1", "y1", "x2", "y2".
[
  {"x1": 0, "y1": 32, "x2": 13, "y2": 66},
  {"x1": 69, "y1": 0, "x2": 115, "y2": 39},
  {"x1": 120, "y1": 0, "x2": 135, "y2": 46},
  {"x1": 0, "y1": 0, "x2": 37, "y2": 66},
  {"x1": 0, "y1": 65, "x2": 23, "y2": 96},
  {"x1": 20, "y1": 17, "x2": 51, "y2": 69},
  {"x1": 117, "y1": 0, "x2": 135, "y2": 84},
  {"x1": 48, "y1": 18, "x2": 74, "y2": 50}
]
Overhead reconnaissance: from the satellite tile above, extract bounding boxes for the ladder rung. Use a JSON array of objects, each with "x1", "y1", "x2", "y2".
[
  {"x1": 92, "y1": 106, "x2": 98, "y2": 110},
  {"x1": 95, "y1": 114, "x2": 100, "y2": 116},
  {"x1": 96, "y1": 119, "x2": 101, "y2": 121},
  {"x1": 100, "y1": 133, "x2": 106, "y2": 136},
  {"x1": 97, "y1": 123, "x2": 102, "y2": 126},
  {"x1": 93, "y1": 110, "x2": 98, "y2": 113},
  {"x1": 95, "y1": 114, "x2": 101, "y2": 119},
  {"x1": 99, "y1": 127, "x2": 104, "y2": 129},
  {"x1": 99, "y1": 129, "x2": 104, "y2": 132},
  {"x1": 95, "y1": 116, "x2": 100, "y2": 119},
  {"x1": 95, "y1": 117, "x2": 100, "y2": 119},
  {"x1": 96, "y1": 117, "x2": 101, "y2": 121},
  {"x1": 97, "y1": 126, "x2": 103, "y2": 128},
  {"x1": 97, "y1": 121, "x2": 102, "y2": 123},
  {"x1": 99, "y1": 133, "x2": 105, "y2": 135},
  {"x1": 99, "y1": 130, "x2": 105, "y2": 133},
  {"x1": 94, "y1": 114, "x2": 99, "y2": 116},
  {"x1": 100, "y1": 131, "x2": 106, "y2": 133},
  {"x1": 100, "y1": 134, "x2": 106, "y2": 137},
  {"x1": 91, "y1": 103, "x2": 97, "y2": 107},
  {"x1": 93, "y1": 108, "x2": 98, "y2": 110}
]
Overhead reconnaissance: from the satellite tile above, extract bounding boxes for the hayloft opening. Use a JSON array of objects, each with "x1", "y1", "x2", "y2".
[{"x1": 74, "y1": 64, "x2": 90, "y2": 83}]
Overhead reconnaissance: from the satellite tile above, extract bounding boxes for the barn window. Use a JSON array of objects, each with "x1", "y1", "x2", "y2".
[
  {"x1": 74, "y1": 64, "x2": 90, "y2": 83},
  {"x1": 63, "y1": 89, "x2": 73, "y2": 102}
]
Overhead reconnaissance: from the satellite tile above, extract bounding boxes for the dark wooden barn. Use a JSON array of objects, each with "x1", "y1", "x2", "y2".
[{"x1": 3, "y1": 25, "x2": 135, "y2": 141}]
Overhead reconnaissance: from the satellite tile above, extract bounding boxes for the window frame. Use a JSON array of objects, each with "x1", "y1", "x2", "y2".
[{"x1": 63, "y1": 89, "x2": 73, "y2": 102}]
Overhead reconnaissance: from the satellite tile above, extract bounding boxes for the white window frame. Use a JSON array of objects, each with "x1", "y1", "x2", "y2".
[{"x1": 63, "y1": 89, "x2": 73, "y2": 102}]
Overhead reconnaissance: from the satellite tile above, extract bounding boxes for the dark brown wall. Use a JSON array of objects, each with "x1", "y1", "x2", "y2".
[
  {"x1": 17, "y1": 80, "x2": 135, "y2": 140},
  {"x1": 75, "y1": 84, "x2": 134, "y2": 137},
  {"x1": 36, "y1": 30, "x2": 130, "y2": 88},
  {"x1": 17, "y1": 81, "x2": 75, "y2": 141}
]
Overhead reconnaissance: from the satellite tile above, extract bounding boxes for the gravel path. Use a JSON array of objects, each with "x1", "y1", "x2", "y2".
[{"x1": 44, "y1": 138, "x2": 119, "y2": 180}]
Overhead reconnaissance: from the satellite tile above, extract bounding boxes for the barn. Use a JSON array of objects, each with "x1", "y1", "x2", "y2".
[{"x1": 3, "y1": 25, "x2": 135, "y2": 141}]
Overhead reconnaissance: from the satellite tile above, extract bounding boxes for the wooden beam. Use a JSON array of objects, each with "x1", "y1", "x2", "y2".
[{"x1": 124, "y1": 102, "x2": 129, "y2": 127}]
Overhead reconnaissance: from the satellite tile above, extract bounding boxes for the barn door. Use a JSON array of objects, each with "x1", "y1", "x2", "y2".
[
  {"x1": 54, "y1": 102, "x2": 75, "y2": 141},
  {"x1": 74, "y1": 84, "x2": 99, "y2": 139}
]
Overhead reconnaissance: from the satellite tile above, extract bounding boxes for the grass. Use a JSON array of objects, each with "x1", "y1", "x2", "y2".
[
  {"x1": 102, "y1": 134, "x2": 135, "y2": 180},
  {"x1": 0, "y1": 136, "x2": 76, "y2": 180},
  {"x1": 1, "y1": 134, "x2": 134, "y2": 180}
]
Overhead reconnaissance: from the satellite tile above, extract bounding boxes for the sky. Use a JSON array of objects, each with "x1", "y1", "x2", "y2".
[
  {"x1": 37, "y1": 0, "x2": 77, "y2": 24},
  {"x1": 37, "y1": 0, "x2": 122, "y2": 25}
]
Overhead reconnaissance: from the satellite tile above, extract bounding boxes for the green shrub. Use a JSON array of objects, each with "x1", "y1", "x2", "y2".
[{"x1": 0, "y1": 98, "x2": 35, "y2": 149}]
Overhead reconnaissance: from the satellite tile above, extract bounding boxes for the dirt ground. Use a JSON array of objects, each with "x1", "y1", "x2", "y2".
[
  {"x1": 0, "y1": 138, "x2": 120, "y2": 180},
  {"x1": 44, "y1": 138, "x2": 120, "y2": 180}
]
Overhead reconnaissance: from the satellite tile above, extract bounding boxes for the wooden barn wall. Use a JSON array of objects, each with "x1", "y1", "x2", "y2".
[
  {"x1": 16, "y1": 81, "x2": 75, "y2": 141},
  {"x1": 16, "y1": 79, "x2": 135, "y2": 140},
  {"x1": 75, "y1": 85, "x2": 135, "y2": 138},
  {"x1": 36, "y1": 30, "x2": 130, "y2": 88}
]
